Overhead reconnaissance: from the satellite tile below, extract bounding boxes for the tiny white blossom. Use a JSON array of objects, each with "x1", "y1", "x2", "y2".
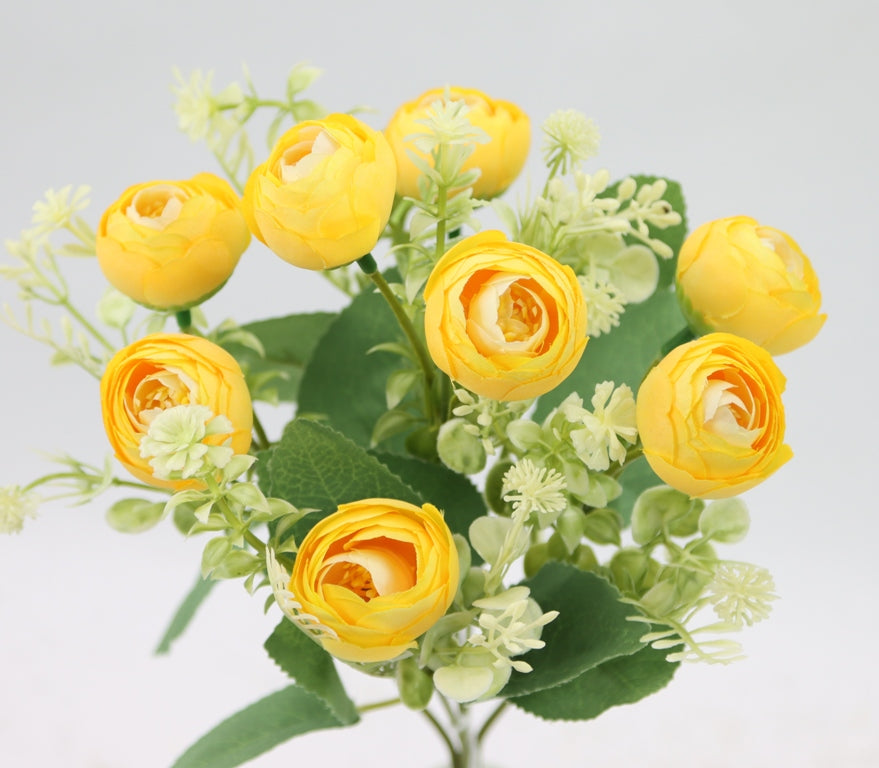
[
  {"x1": 139, "y1": 405, "x2": 235, "y2": 480},
  {"x1": 578, "y1": 273, "x2": 627, "y2": 337},
  {"x1": 0, "y1": 485, "x2": 39, "y2": 534},
  {"x1": 570, "y1": 382, "x2": 637, "y2": 470},
  {"x1": 468, "y1": 588, "x2": 558, "y2": 673},
  {"x1": 502, "y1": 459, "x2": 567, "y2": 521},
  {"x1": 30, "y1": 186, "x2": 90, "y2": 233},
  {"x1": 708, "y1": 562, "x2": 778, "y2": 627},
  {"x1": 171, "y1": 69, "x2": 243, "y2": 143},
  {"x1": 410, "y1": 97, "x2": 489, "y2": 154},
  {"x1": 542, "y1": 110, "x2": 601, "y2": 174}
]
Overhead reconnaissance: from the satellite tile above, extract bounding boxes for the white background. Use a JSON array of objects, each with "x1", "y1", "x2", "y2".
[{"x1": 1, "y1": 1, "x2": 876, "y2": 766}]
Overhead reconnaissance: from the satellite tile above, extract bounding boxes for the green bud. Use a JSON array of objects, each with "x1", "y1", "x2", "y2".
[
  {"x1": 523, "y1": 542, "x2": 550, "y2": 578},
  {"x1": 212, "y1": 549, "x2": 263, "y2": 580},
  {"x1": 556, "y1": 506, "x2": 585, "y2": 550},
  {"x1": 631, "y1": 485, "x2": 704, "y2": 544},
  {"x1": 436, "y1": 418, "x2": 486, "y2": 474},
  {"x1": 201, "y1": 536, "x2": 232, "y2": 578},
  {"x1": 581, "y1": 507, "x2": 622, "y2": 546},
  {"x1": 572, "y1": 544, "x2": 599, "y2": 572},
  {"x1": 699, "y1": 498, "x2": 750, "y2": 543},
  {"x1": 547, "y1": 531, "x2": 570, "y2": 560},
  {"x1": 484, "y1": 459, "x2": 515, "y2": 516},
  {"x1": 639, "y1": 580, "x2": 678, "y2": 616},
  {"x1": 405, "y1": 424, "x2": 439, "y2": 462},
  {"x1": 609, "y1": 548, "x2": 650, "y2": 595},
  {"x1": 396, "y1": 656, "x2": 434, "y2": 710},
  {"x1": 172, "y1": 501, "x2": 199, "y2": 535},
  {"x1": 106, "y1": 498, "x2": 164, "y2": 534}
]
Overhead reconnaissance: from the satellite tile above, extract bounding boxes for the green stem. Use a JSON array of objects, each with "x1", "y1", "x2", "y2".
[
  {"x1": 421, "y1": 708, "x2": 462, "y2": 768},
  {"x1": 435, "y1": 185, "x2": 448, "y2": 261},
  {"x1": 356, "y1": 254, "x2": 438, "y2": 426},
  {"x1": 62, "y1": 299, "x2": 115, "y2": 352},
  {"x1": 356, "y1": 697, "x2": 401, "y2": 714},
  {"x1": 476, "y1": 700, "x2": 508, "y2": 745},
  {"x1": 175, "y1": 309, "x2": 193, "y2": 334},
  {"x1": 252, "y1": 409, "x2": 271, "y2": 451}
]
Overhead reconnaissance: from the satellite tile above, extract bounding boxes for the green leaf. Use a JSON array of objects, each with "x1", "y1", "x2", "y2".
[
  {"x1": 105, "y1": 498, "x2": 165, "y2": 533},
  {"x1": 223, "y1": 312, "x2": 336, "y2": 402},
  {"x1": 297, "y1": 285, "x2": 406, "y2": 447},
  {"x1": 535, "y1": 287, "x2": 687, "y2": 419},
  {"x1": 261, "y1": 419, "x2": 420, "y2": 539},
  {"x1": 170, "y1": 684, "x2": 354, "y2": 768},
  {"x1": 371, "y1": 452, "x2": 486, "y2": 550},
  {"x1": 154, "y1": 572, "x2": 217, "y2": 655},
  {"x1": 264, "y1": 619, "x2": 359, "y2": 725},
  {"x1": 511, "y1": 643, "x2": 679, "y2": 721},
  {"x1": 500, "y1": 562, "x2": 645, "y2": 698}
]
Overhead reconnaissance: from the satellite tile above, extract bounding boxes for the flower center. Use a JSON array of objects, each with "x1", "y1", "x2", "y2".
[
  {"x1": 319, "y1": 537, "x2": 417, "y2": 602},
  {"x1": 127, "y1": 365, "x2": 200, "y2": 432},
  {"x1": 125, "y1": 185, "x2": 187, "y2": 230},
  {"x1": 279, "y1": 127, "x2": 340, "y2": 183},
  {"x1": 757, "y1": 226, "x2": 804, "y2": 280},
  {"x1": 464, "y1": 271, "x2": 552, "y2": 356},
  {"x1": 702, "y1": 371, "x2": 760, "y2": 446}
]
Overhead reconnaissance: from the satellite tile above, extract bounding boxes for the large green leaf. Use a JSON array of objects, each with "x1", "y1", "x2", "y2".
[
  {"x1": 372, "y1": 452, "x2": 486, "y2": 546},
  {"x1": 264, "y1": 619, "x2": 359, "y2": 725},
  {"x1": 154, "y1": 572, "x2": 217, "y2": 655},
  {"x1": 264, "y1": 418, "x2": 419, "y2": 511},
  {"x1": 260, "y1": 418, "x2": 421, "y2": 542},
  {"x1": 170, "y1": 684, "x2": 354, "y2": 768},
  {"x1": 511, "y1": 643, "x2": 679, "y2": 721},
  {"x1": 500, "y1": 562, "x2": 646, "y2": 698},
  {"x1": 224, "y1": 312, "x2": 336, "y2": 402},
  {"x1": 297, "y1": 286, "x2": 404, "y2": 447},
  {"x1": 535, "y1": 287, "x2": 687, "y2": 419}
]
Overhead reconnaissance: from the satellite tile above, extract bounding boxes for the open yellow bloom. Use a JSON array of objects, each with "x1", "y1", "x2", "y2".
[
  {"x1": 96, "y1": 173, "x2": 250, "y2": 310},
  {"x1": 676, "y1": 216, "x2": 826, "y2": 355},
  {"x1": 636, "y1": 333, "x2": 792, "y2": 499},
  {"x1": 289, "y1": 498, "x2": 459, "y2": 663},
  {"x1": 424, "y1": 231, "x2": 587, "y2": 401},
  {"x1": 385, "y1": 86, "x2": 530, "y2": 200},
  {"x1": 243, "y1": 114, "x2": 396, "y2": 270},
  {"x1": 100, "y1": 333, "x2": 252, "y2": 489}
]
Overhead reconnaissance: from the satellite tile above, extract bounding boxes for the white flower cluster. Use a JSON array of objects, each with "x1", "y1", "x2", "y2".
[
  {"x1": 139, "y1": 404, "x2": 235, "y2": 480},
  {"x1": 0, "y1": 485, "x2": 39, "y2": 534}
]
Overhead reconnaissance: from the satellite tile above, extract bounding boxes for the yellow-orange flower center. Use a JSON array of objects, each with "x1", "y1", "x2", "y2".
[
  {"x1": 278, "y1": 127, "x2": 340, "y2": 184},
  {"x1": 126, "y1": 365, "x2": 198, "y2": 431},
  {"x1": 703, "y1": 370, "x2": 761, "y2": 446},
  {"x1": 125, "y1": 185, "x2": 186, "y2": 230},
  {"x1": 318, "y1": 536, "x2": 417, "y2": 603},
  {"x1": 462, "y1": 271, "x2": 556, "y2": 356}
]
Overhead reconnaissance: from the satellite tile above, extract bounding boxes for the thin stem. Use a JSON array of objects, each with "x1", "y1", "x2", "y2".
[
  {"x1": 62, "y1": 299, "x2": 115, "y2": 352},
  {"x1": 356, "y1": 255, "x2": 438, "y2": 426},
  {"x1": 252, "y1": 409, "x2": 271, "y2": 451},
  {"x1": 421, "y1": 708, "x2": 461, "y2": 767},
  {"x1": 356, "y1": 697, "x2": 401, "y2": 714},
  {"x1": 476, "y1": 700, "x2": 508, "y2": 745}
]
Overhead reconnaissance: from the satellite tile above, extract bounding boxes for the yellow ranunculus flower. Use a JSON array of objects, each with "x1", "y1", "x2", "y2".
[
  {"x1": 100, "y1": 333, "x2": 252, "y2": 489},
  {"x1": 385, "y1": 86, "x2": 530, "y2": 200},
  {"x1": 423, "y1": 231, "x2": 588, "y2": 401},
  {"x1": 636, "y1": 332, "x2": 792, "y2": 500},
  {"x1": 676, "y1": 216, "x2": 826, "y2": 355},
  {"x1": 96, "y1": 173, "x2": 250, "y2": 311},
  {"x1": 289, "y1": 498, "x2": 459, "y2": 663},
  {"x1": 242, "y1": 114, "x2": 396, "y2": 270}
]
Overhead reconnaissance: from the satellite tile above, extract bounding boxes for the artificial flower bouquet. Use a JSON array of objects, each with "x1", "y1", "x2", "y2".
[{"x1": 2, "y1": 66, "x2": 825, "y2": 768}]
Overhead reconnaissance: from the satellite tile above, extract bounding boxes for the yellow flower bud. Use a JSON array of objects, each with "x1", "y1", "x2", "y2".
[
  {"x1": 289, "y1": 498, "x2": 459, "y2": 663},
  {"x1": 676, "y1": 216, "x2": 826, "y2": 354},
  {"x1": 636, "y1": 333, "x2": 792, "y2": 500},
  {"x1": 423, "y1": 231, "x2": 587, "y2": 401},
  {"x1": 96, "y1": 173, "x2": 250, "y2": 310},
  {"x1": 385, "y1": 86, "x2": 530, "y2": 200},
  {"x1": 242, "y1": 114, "x2": 397, "y2": 270},
  {"x1": 100, "y1": 333, "x2": 252, "y2": 489}
]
